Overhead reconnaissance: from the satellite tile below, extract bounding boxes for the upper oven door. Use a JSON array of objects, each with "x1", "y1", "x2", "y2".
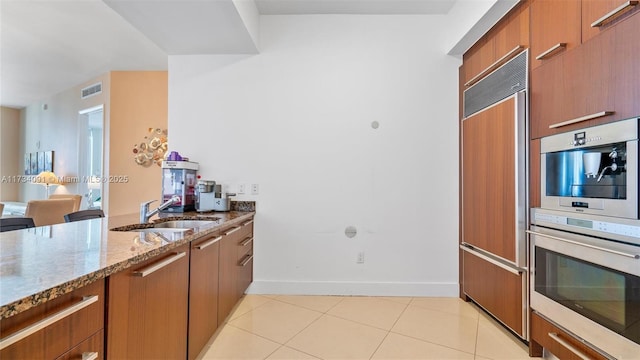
[{"x1": 541, "y1": 118, "x2": 639, "y2": 219}]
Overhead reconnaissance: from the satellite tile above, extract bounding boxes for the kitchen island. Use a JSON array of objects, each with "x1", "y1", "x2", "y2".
[{"x1": 0, "y1": 208, "x2": 255, "y2": 359}]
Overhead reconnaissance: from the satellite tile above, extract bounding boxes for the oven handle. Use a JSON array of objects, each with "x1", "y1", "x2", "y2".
[{"x1": 526, "y1": 230, "x2": 640, "y2": 259}]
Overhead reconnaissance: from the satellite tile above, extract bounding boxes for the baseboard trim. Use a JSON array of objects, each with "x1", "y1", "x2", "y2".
[{"x1": 246, "y1": 280, "x2": 459, "y2": 297}]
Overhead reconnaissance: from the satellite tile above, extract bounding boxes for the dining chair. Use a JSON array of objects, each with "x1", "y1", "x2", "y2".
[
  {"x1": 25, "y1": 199, "x2": 76, "y2": 226},
  {"x1": 0, "y1": 217, "x2": 36, "y2": 232},
  {"x1": 64, "y1": 209, "x2": 105, "y2": 223},
  {"x1": 49, "y1": 194, "x2": 83, "y2": 212}
]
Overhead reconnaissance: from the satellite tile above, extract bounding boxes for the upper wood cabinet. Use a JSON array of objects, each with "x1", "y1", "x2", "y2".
[
  {"x1": 530, "y1": 11, "x2": 639, "y2": 139},
  {"x1": 462, "y1": 1, "x2": 529, "y2": 87},
  {"x1": 582, "y1": 0, "x2": 640, "y2": 43},
  {"x1": 530, "y1": 0, "x2": 581, "y2": 69}
]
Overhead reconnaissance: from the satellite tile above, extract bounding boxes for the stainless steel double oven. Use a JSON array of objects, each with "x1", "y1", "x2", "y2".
[{"x1": 531, "y1": 118, "x2": 640, "y2": 359}]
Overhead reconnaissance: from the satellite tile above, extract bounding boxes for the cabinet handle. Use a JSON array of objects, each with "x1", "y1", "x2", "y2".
[
  {"x1": 464, "y1": 45, "x2": 524, "y2": 87},
  {"x1": 591, "y1": 0, "x2": 638, "y2": 27},
  {"x1": 548, "y1": 111, "x2": 614, "y2": 129},
  {"x1": 527, "y1": 230, "x2": 640, "y2": 259},
  {"x1": 82, "y1": 352, "x2": 99, "y2": 360},
  {"x1": 547, "y1": 332, "x2": 591, "y2": 360},
  {"x1": 460, "y1": 245, "x2": 523, "y2": 275},
  {"x1": 196, "y1": 236, "x2": 222, "y2": 250},
  {"x1": 535, "y1": 43, "x2": 567, "y2": 60},
  {"x1": 133, "y1": 252, "x2": 186, "y2": 277},
  {"x1": 240, "y1": 236, "x2": 253, "y2": 246},
  {"x1": 0, "y1": 295, "x2": 99, "y2": 351},
  {"x1": 242, "y1": 219, "x2": 254, "y2": 227},
  {"x1": 239, "y1": 254, "x2": 253, "y2": 267},
  {"x1": 224, "y1": 226, "x2": 241, "y2": 236}
]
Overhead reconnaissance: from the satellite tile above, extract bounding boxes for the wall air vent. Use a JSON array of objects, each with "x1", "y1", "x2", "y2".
[
  {"x1": 81, "y1": 83, "x2": 102, "y2": 99},
  {"x1": 463, "y1": 50, "x2": 528, "y2": 118}
]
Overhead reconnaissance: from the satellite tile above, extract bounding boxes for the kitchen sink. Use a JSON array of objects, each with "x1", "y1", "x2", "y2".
[
  {"x1": 152, "y1": 220, "x2": 217, "y2": 229},
  {"x1": 110, "y1": 219, "x2": 219, "y2": 232}
]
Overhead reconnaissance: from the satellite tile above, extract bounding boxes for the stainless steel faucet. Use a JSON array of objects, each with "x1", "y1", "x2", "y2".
[{"x1": 140, "y1": 195, "x2": 181, "y2": 223}]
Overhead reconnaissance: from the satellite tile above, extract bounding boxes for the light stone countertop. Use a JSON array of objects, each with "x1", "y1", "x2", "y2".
[{"x1": 0, "y1": 210, "x2": 255, "y2": 320}]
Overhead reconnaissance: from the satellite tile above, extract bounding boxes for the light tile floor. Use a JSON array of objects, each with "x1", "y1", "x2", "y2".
[{"x1": 197, "y1": 295, "x2": 542, "y2": 360}]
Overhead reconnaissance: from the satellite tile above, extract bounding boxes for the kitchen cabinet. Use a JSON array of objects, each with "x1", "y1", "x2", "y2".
[
  {"x1": 462, "y1": 250, "x2": 526, "y2": 337},
  {"x1": 188, "y1": 233, "x2": 221, "y2": 360},
  {"x1": 530, "y1": 11, "x2": 640, "y2": 139},
  {"x1": 530, "y1": 0, "x2": 581, "y2": 69},
  {"x1": 106, "y1": 244, "x2": 190, "y2": 359},
  {"x1": 611, "y1": 11, "x2": 640, "y2": 121},
  {"x1": 56, "y1": 330, "x2": 103, "y2": 360},
  {"x1": 582, "y1": 0, "x2": 640, "y2": 43},
  {"x1": 530, "y1": 20, "x2": 616, "y2": 139},
  {"x1": 462, "y1": 1, "x2": 529, "y2": 87},
  {"x1": 218, "y1": 218, "x2": 254, "y2": 325},
  {"x1": 0, "y1": 279, "x2": 105, "y2": 360},
  {"x1": 530, "y1": 311, "x2": 608, "y2": 360}
]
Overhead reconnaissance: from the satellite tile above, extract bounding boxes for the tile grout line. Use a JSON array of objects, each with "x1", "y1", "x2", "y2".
[{"x1": 367, "y1": 297, "x2": 414, "y2": 359}]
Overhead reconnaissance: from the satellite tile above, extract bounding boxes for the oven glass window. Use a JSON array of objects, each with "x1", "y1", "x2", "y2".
[
  {"x1": 545, "y1": 142, "x2": 627, "y2": 199},
  {"x1": 535, "y1": 247, "x2": 640, "y2": 344}
]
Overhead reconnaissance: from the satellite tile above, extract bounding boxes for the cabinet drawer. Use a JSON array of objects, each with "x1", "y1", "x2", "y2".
[
  {"x1": 56, "y1": 329, "x2": 103, "y2": 360},
  {"x1": 462, "y1": 249, "x2": 526, "y2": 338},
  {"x1": 531, "y1": 312, "x2": 608, "y2": 360},
  {"x1": 0, "y1": 279, "x2": 105, "y2": 360}
]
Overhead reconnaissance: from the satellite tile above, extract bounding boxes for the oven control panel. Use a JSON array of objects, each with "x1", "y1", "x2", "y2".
[{"x1": 534, "y1": 212, "x2": 640, "y2": 239}]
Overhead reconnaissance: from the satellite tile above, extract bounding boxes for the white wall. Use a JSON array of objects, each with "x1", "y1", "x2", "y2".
[{"x1": 169, "y1": 15, "x2": 460, "y2": 296}]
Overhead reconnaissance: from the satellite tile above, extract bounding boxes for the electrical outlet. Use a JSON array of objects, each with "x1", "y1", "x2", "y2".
[
  {"x1": 238, "y1": 184, "x2": 246, "y2": 194},
  {"x1": 357, "y1": 252, "x2": 365, "y2": 264},
  {"x1": 251, "y1": 184, "x2": 259, "y2": 195}
]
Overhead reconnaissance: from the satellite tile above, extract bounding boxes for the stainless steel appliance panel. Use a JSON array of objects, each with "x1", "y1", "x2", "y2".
[
  {"x1": 541, "y1": 118, "x2": 639, "y2": 220},
  {"x1": 529, "y1": 224, "x2": 640, "y2": 358}
]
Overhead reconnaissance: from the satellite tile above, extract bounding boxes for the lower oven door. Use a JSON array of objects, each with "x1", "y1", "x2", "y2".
[{"x1": 529, "y1": 225, "x2": 640, "y2": 359}]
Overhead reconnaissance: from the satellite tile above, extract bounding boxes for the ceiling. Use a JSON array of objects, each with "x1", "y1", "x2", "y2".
[{"x1": 1, "y1": 0, "x2": 501, "y2": 109}]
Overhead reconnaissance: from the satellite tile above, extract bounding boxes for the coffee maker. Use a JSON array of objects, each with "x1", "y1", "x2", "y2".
[
  {"x1": 196, "y1": 180, "x2": 235, "y2": 212},
  {"x1": 161, "y1": 161, "x2": 198, "y2": 212},
  {"x1": 195, "y1": 180, "x2": 216, "y2": 212}
]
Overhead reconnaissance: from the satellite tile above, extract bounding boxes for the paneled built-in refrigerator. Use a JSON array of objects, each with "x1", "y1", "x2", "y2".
[{"x1": 460, "y1": 50, "x2": 529, "y2": 339}]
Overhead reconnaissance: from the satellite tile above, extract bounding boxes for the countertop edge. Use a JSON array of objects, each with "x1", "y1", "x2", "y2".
[{"x1": 0, "y1": 211, "x2": 255, "y2": 320}]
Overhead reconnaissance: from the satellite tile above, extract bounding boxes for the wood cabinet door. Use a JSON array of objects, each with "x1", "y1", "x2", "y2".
[
  {"x1": 188, "y1": 234, "x2": 221, "y2": 360},
  {"x1": 530, "y1": 0, "x2": 581, "y2": 69},
  {"x1": 218, "y1": 226, "x2": 241, "y2": 325},
  {"x1": 463, "y1": 37, "x2": 495, "y2": 85},
  {"x1": 582, "y1": 0, "x2": 640, "y2": 42},
  {"x1": 235, "y1": 220, "x2": 254, "y2": 299},
  {"x1": 0, "y1": 279, "x2": 104, "y2": 360},
  {"x1": 530, "y1": 23, "x2": 616, "y2": 139},
  {"x1": 462, "y1": 97, "x2": 517, "y2": 262},
  {"x1": 107, "y1": 244, "x2": 190, "y2": 360},
  {"x1": 493, "y1": 2, "x2": 529, "y2": 60},
  {"x1": 462, "y1": 250, "x2": 525, "y2": 337},
  {"x1": 462, "y1": 2, "x2": 528, "y2": 86},
  {"x1": 612, "y1": 12, "x2": 640, "y2": 121},
  {"x1": 530, "y1": 312, "x2": 609, "y2": 360},
  {"x1": 56, "y1": 330, "x2": 104, "y2": 360}
]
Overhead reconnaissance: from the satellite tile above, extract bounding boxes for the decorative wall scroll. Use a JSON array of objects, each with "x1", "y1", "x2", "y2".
[{"x1": 133, "y1": 128, "x2": 168, "y2": 167}]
